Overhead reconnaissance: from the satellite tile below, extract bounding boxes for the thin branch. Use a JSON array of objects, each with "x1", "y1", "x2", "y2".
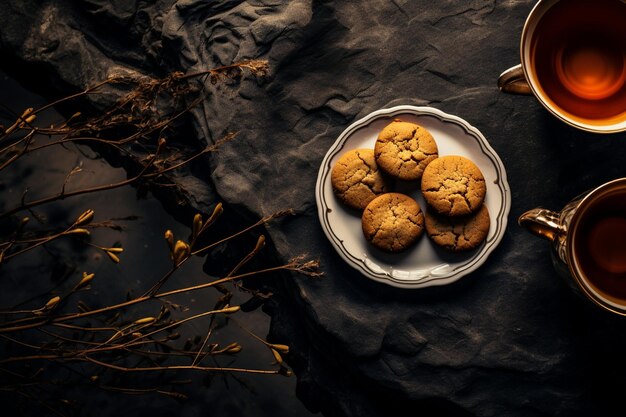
[
  {"x1": 0, "y1": 261, "x2": 309, "y2": 333},
  {"x1": 0, "y1": 139, "x2": 165, "y2": 220},
  {"x1": 84, "y1": 356, "x2": 283, "y2": 376}
]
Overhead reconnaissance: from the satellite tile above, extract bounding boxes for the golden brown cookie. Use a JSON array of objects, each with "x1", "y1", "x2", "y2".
[
  {"x1": 331, "y1": 149, "x2": 390, "y2": 210},
  {"x1": 361, "y1": 193, "x2": 424, "y2": 252},
  {"x1": 374, "y1": 120, "x2": 438, "y2": 181},
  {"x1": 424, "y1": 204, "x2": 490, "y2": 252},
  {"x1": 421, "y1": 155, "x2": 486, "y2": 217}
]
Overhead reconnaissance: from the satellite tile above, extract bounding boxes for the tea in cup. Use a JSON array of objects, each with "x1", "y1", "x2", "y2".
[
  {"x1": 519, "y1": 178, "x2": 626, "y2": 315},
  {"x1": 498, "y1": 0, "x2": 626, "y2": 133}
]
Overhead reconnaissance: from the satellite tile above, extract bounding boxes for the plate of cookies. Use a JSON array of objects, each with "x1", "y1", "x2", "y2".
[{"x1": 315, "y1": 105, "x2": 511, "y2": 289}]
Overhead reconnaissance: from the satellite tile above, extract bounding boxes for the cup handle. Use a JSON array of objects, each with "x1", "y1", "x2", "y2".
[
  {"x1": 498, "y1": 64, "x2": 533, "y2": 95},
  {"x1": 518, "y1": 208, "x2": 564, "y2": 241}
]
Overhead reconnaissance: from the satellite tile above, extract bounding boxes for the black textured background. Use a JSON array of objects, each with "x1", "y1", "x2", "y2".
[{"x1": 3, "y1": 1, "x2": 626, "y2": 416}]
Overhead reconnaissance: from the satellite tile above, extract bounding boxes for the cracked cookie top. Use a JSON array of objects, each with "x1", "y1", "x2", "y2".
[
  {"x1": 374, "y1": 120, "x2": 438, "y2": 181},
  {"x1": 361, "y1": 193, "x2": 424, "y2": 253},
  {"x1": 424, "y1": 204, "x2": 490, "y2": 252},
  {"x1": 421, "y1": 155, "x2": 486, "y2": 216},
  {"x1": 331, "y1": 149, "x2": 390, "y2": 210}
]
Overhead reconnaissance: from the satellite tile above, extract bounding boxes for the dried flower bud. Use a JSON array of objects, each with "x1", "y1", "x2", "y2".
[
  {"x1": 75, "y1": 272, "x2": 95, "y2": 290},
  {"x1": 254, "y1": 235, "x2": 266, "y2": 252},
  {"x1": 4, "y1": 108, "x2": 33, "y2": 135},
  {"x1": 67, "y1": 228, "x2": 91, "y2": 236},
  {"x1": 105, "y1": 247, "x2": 124, "y2": 253},
  {"x1": 269, "y1": 344, "x2": 289, "y2": 354},
  {"x1": 134, "y1": 317, "x2": 156, "y2": 325},
  {"x1": 205, "y1": 203, "x2": 223, "y2": 227},
  {"x1": 76, "y1": 209, "x2": 95, "y2": 226},
  {"x1": 131, "y1": 332, "x2": 143, "y2": 338},
  {"x1": 224, "y1": 342, "x2": 242, "y2": 354},
  {"x1": 105, "y1": 251, "x2": 120, "y2": 264},
  {"x1": 20, "y1": 108, "x2": 34, "y2": 118},
  {"x1": 220, "y1": 305, "x2": 240, "y2": 314},
  {"x1": 271, "y1": 348, "x2": 283, "y2": 365},
  {"x1": 16, "y1": 108, "x2": 35, "y2": 128},
  {"x1": 192, "y1": 213, "x2": 203, "y2": 239},
  {"x1": 90, "y1": 375, "x2": 99, "y2": 382},
  {"x1": 44, "y1": 296, "x2": 61, "y2": 311},
  {"x1": 20, "y1": 216, "x2": 29, "y2": 226},
  {"x1": 164, "y1": 230, "x2": 175, "y2": 253},
  {"x1": 173, "y1": 240, "x2": 190, "y2": 265}
]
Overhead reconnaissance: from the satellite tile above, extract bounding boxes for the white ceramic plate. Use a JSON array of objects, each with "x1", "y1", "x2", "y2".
[{"x1": 315, "y1": 105, "x2": 511, "y2": 289}]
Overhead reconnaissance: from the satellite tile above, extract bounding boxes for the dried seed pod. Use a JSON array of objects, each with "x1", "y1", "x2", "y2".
[
  {"x1": 20, "y1": 114, "x2": 36, "y2": 126},
  {"x1": 173, "y1": 240, "x2": 190, "y2": 264},
  {"x1": 220, "y1": 305, "x2": 240, "y2": 314},
  {"x1": 75, "y1": 209, "x2": 95, "y2": 226},
  {"x1": 164, "y1": 230, "x2": 175, "y2": 253},
  {"x1": 76, "y1": 272, "x2": 95, "y2": 290},
  {"x1": 205, "y1": 203, "x2": 223, "y2": 227},
  {"x1": 271, "y1": 348, "x2": 283, "y2": 365},
  {"x1": 134, "y1": 317, "x2": 156, "y2": 325},
  {"x1": 224, "y1": 342, "x2": 242, "y2": 354},
  {"x1": 44, "y1": 296, "x2": 61, "y2": 310},
  {"x1": 67, "y1": 228, "x2": 91, "y2": 236},
  {"x1": 105, "y1": 251, "x2": 120, "y2": 264},
  {"x1": 269, "y1": 343, "x2": 289, "y2": 354},
  {"x1": 254, "y1": 235, "x2": 266, "y2": 252},
  {"x1": 192, "y1": 213, "x2": 203, "y2": 239}
]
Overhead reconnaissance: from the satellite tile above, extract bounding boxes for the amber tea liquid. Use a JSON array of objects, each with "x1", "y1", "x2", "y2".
[
  {"x1": 530, "y1": 0, "x2": 626, "y2": 126},
  {"x1": 574, "y1": 190, "x2": 626, "y2": 302}
]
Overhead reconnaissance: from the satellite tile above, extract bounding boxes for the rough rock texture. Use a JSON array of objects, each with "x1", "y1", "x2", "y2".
[{"x1": 4, "y1": 1, "x2": 626, "y2": 416}]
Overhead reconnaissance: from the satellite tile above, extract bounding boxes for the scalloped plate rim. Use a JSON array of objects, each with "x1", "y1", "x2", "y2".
[{"x1": 315, "y1": 105, "x2": 511, "y2": 289}]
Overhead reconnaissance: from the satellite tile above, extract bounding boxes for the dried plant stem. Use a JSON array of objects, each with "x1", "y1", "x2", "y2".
[
  {"x1": 31, "y1": 78, "x2": 115, "y2": 117},
  {"x1": 84, "y1": 356, "x2": 284, "y2": 376},
  {"x1": 1, "y1": 387, "x2": 70, "y2": 417},
  {"x1": 0, "y1": 139, "x2": 165, "y2": 220},
  {"x1": 0, "y1": 262, "x2": 308, "y2": 333},
  {"x1": 0, "y1": 131, "x2": 35, "y2": 171},
  {"x1": 191, "y1": 211, "x2": 293, "y2": 257},
  {"x1": 99, "y1": 385, "x2": 188, "y2": 400},
  {"x1": 0, "y1": 60, "x2": 317, "y2": 409},
  {"x1": 1, "y1": 226, "x2": 85, "y2": 263}
]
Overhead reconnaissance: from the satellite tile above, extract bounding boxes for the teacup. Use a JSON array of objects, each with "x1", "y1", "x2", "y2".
[
  {"x1": 498, "y1": 0, "x2": 626, "y2": 133},
  {"x1": 519, "y1": 178, "x2": 626, "y2": 316}
]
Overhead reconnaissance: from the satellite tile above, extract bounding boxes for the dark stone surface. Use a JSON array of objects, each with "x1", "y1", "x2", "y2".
[{"x1": 4, "y1": 1, "x2": 626, "y2": 416}]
